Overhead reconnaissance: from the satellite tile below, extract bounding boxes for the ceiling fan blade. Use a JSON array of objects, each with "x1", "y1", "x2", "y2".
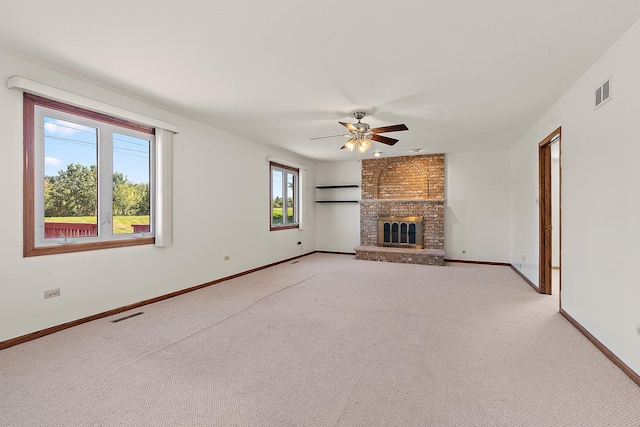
[
  {"x1": 370, "y1": 124, "x2": 408, "y2": 133},
  {"x1": 310, "y1": 134, "x2": 349, "y2": 140},
  {"x1": 339, "y1": 121, "x2": 358, "y2": 132},
  {"x1": 370, "y1": 134, "x2": 399, "y2": 146}
]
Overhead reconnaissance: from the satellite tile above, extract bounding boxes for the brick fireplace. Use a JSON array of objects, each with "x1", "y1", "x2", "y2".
[
  {"x1": 355, "y1": 154, "x2": 445, "y2": 266},
  {"x1": 378, "y1": 216, "x2": 423, "y2": 249}
]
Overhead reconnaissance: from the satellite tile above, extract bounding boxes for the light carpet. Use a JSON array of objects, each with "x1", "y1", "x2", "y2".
[{"x1": 1, "y1": 253, "x2": 639, "y2": 426}]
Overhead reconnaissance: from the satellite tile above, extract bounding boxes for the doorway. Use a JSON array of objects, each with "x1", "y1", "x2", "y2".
[{"x1": 538, "y1": 127, "x2": 561, "y2": 296}]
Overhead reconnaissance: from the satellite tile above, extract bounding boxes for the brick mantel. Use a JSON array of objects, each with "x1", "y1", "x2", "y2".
[{"x1": 359, "y1": 199, "x2": 445, "y2": 204}]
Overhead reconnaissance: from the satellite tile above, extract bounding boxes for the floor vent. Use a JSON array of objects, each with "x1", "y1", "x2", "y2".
[
  {"x1": 595, "y1": 77, "x2": 612, "y2": 109},
  {"x1": 111, "y1": 312, "x2": 144, "y2": 323}
]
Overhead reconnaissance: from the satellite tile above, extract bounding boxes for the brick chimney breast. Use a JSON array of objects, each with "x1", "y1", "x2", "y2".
[{"x1": 358, "y1": 154, "x2": 445, "y2": 265}]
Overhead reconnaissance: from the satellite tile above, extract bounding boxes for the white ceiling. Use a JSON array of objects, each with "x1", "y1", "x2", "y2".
[{"x1": 1, "y1": 1, "x2": 639, "y2": 163}]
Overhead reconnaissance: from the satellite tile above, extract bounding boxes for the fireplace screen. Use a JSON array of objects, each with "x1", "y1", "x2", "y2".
[{"x1": 377, "y1": 216, "x2": 423, "y2": 249}]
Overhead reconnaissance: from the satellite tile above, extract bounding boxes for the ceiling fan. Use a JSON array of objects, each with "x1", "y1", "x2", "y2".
[{"x1": 311, "y1": 112, "x2": 408, "y2": 153}]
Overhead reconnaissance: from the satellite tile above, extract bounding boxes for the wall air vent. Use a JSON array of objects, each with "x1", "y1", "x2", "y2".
[{"x1": 595, "y1": 77, "x2": 612, "y2": 110}]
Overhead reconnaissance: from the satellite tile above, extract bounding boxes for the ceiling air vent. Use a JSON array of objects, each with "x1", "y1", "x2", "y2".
[{"x1": 594, "y1": 77, "x2": 612, "y2": 110}]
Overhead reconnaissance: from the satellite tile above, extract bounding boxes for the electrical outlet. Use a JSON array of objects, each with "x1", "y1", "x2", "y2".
[
  {"x1": 521, "y1": 255, "x2": 526, "y2": 261},
  {"x1": 224, "y1": 255, "x2": 230, "y2": 261},
  {"x1": 44, "y1": 288, "x2": 60, "y2": 299}
]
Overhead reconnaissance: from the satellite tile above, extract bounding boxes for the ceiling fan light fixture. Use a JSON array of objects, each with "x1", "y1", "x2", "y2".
[
  {"x1": 357, "y1": 139, "x2": 371, "y2": 153},
  {"x1": 344, "y1": 138, "x2": 356, "y2": 151}
]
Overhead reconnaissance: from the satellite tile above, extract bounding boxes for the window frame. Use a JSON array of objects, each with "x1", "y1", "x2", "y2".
[
  {"x1": 23, "y1": 93, "x2": 156, "y2": 257},
  {"x1": 269, "y1": 162, "x2": 299, "y2": 231}
]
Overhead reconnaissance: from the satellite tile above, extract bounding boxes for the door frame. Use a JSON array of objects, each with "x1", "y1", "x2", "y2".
[{"x1": 538, "y1": 127, "x2": 561, "y2": 296}]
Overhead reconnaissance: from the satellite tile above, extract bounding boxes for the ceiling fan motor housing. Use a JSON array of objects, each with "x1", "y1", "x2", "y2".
[
  {"x1": 352, "y1": 112, "x2": 370, "y2": 134},
  {"x1": 356, "y1": 123, "x2": 370, "y2": 133}
]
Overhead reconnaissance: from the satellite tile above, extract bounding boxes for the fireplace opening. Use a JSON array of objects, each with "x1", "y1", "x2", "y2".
[{"x1": 378, "y1": 216, "x2": 423, "y2": 249}]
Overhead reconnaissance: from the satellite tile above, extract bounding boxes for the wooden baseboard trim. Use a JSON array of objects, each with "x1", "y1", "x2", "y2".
[
  {"x1": 445, "y1": 259, "x2": 510, "y2": 266},
  {"x1": 560, "y1": 308, "x2": 640, "y2": 387},
  {"x1": 509, "y1": 264, "x2": 540, "y2": 292},
  {"x1": 315, "y1": 250, "x2": 356, "y2": 255},
  {"x1": 0, "y1": 252, "x2": 315, "y2": 351}
]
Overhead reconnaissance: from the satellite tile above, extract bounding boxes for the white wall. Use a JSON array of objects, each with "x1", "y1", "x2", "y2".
[
  {"x1": 510, "y1": 18, "x2": 640, "y2": 374},
  {"x1": 315, "y1": 161, "x2": 361, "y2": 253},
  {"x1": 445, "y1": 151, "x2": 511, "y2": 263},
  {"x1": 0, "y1": 51, "x2": 316, "y2": 342}
]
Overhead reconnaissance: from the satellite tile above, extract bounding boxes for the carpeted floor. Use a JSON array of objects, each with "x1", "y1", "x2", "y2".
[{"x1": 1, "y1": 253, "x2": 639, "y2": 426}]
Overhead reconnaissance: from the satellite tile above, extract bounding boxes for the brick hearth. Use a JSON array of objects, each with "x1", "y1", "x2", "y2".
[
  {"x1": 355, "y1": 246, "x2": 445, "y2": 266},
  {"x1": 356, "y1": 154, "x2": 446, "y2": 266}
]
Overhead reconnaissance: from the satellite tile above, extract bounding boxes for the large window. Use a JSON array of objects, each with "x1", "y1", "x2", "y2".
[
  {"x1": 270, "y1": 162, "x2": 299, "y2": 230},
  {"x1": 24, "y1": 93, "x2": 156, "y2": 256}
]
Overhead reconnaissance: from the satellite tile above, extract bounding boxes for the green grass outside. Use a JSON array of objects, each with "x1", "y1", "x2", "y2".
[
  {"x1": 46, "y1": 215, "x2": 150, "y2": 234},
  {"x1": 271, "y1": 207, "x2": 294, "y2": 224}
]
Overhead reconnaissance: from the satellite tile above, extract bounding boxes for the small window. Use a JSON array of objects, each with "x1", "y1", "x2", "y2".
[
  {"x1": 24, "y1": 93, "x2": 155, "y2": 256},
  {"x1": 270, "y1": 162, "x2": 299, "y2": 230}
]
